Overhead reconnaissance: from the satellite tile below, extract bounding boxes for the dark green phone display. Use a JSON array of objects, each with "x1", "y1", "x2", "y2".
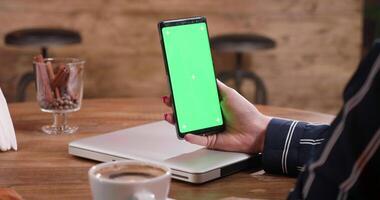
[{"x1": 158, "y1": 17, "x2": 224, "y2": 138}]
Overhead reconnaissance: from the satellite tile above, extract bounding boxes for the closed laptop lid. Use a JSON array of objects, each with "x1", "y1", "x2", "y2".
[{"x1": 69, "y1": 121, "x2": 250, "y2": 174}]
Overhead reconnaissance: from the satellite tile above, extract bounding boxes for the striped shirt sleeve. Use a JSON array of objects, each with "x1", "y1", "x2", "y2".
[{"x1": 262, "y1": 118, "x2": 329, "y2": 176}]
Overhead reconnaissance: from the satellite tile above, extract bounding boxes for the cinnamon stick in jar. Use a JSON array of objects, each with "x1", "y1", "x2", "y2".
[
  {"x1": 51, "y1": 64, "x2": 70, "y2": 90},
  {"x1": 33, "y1": 55, "x2": 53, "y2": 103},
  {"x1": 46, "y1": 61, "x2": 61, "y2": 99}
]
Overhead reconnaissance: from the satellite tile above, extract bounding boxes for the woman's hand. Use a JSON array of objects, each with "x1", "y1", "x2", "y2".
[
  {"x1": 0, "y1": 188, "x2": 23, "y2": 200},
  {"x1": 163, "y1": 80, "x2": 272, "y2": 154}
]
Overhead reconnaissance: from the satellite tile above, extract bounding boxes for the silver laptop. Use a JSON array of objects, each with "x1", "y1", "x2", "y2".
[{"x1": 69, "y1": 121, "x2": 254, "y2": 183}]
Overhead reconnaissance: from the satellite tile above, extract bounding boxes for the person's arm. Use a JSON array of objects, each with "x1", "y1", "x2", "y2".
[
  {"x1": 262, "y1": 118, "x2": 329, "y2": 177},
  {"x1": 286, "y1": 41, "x2": 380, "y2": 200}
]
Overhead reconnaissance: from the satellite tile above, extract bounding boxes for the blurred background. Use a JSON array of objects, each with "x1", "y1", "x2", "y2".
[{"x1": 0, "y1": 0, "x2": 375, "y2": 114}]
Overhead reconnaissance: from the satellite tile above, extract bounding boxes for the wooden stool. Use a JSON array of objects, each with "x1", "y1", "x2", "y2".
[
  {"x1": 211, "y1": 34, "x2": 275, "y2": 104},
  {"x1": 4, "y1": 28, "x2": 81, "y2": 101}
]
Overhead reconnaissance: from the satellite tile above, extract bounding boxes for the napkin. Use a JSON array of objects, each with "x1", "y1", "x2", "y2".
[{"x1": 0, "y1": 88, "x2": 17, "y2": 151}]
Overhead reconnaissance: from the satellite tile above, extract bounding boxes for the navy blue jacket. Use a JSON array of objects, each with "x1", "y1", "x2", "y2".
[{"x1": 262, "y1": 41, "x2": 380, "y2": 199}]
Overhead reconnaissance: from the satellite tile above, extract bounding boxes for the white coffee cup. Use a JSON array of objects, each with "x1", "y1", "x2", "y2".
[{"x1": 88, "y1": 160, "x2": 171, "y2": 200}]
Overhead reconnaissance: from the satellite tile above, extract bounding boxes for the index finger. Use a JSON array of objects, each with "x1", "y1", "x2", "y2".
[{"x1": 162, "y1": 95, "x2": 172, "y2": 107}]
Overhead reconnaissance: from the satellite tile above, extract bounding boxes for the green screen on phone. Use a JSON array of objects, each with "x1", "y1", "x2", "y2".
[{"x1": 162, "y1": 22, "x2": 223, "y2": 134}]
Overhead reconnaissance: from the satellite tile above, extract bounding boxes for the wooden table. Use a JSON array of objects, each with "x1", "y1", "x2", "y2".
[{"x1": 0, "y1": 98, "x2": 334, "y2": 200}]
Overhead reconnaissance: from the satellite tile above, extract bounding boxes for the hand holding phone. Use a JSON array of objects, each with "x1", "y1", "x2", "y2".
[{"x1": 163, "y1": 79, "x2": 272, "y2": 154}]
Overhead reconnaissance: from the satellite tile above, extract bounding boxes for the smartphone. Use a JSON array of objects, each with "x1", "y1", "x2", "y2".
[{"x1": 158, "y1": 16, "x2": 225, "y2": 139}]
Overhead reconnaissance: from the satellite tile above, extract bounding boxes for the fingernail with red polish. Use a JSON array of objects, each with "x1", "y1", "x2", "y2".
[
  {"x1": 163, "y1": 96, "x2": 169, "y2": 104},
  {"x1": 164, "y1": 113, "x2": 168, "y2": 120}
]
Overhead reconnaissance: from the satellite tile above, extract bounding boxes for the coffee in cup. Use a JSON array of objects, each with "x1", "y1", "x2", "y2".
[{"x1": 88, "y1": 160, "x2": 171, "y2": 200}]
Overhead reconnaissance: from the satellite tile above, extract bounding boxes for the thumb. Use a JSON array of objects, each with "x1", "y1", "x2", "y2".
[{"x1": 216, "y1": 79, "x2": 230, "y2": 98}]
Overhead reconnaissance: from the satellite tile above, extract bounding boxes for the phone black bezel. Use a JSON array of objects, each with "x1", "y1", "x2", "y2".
[{"x1": 158, "y1": 16, "x2": 225, "y2": 139}]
